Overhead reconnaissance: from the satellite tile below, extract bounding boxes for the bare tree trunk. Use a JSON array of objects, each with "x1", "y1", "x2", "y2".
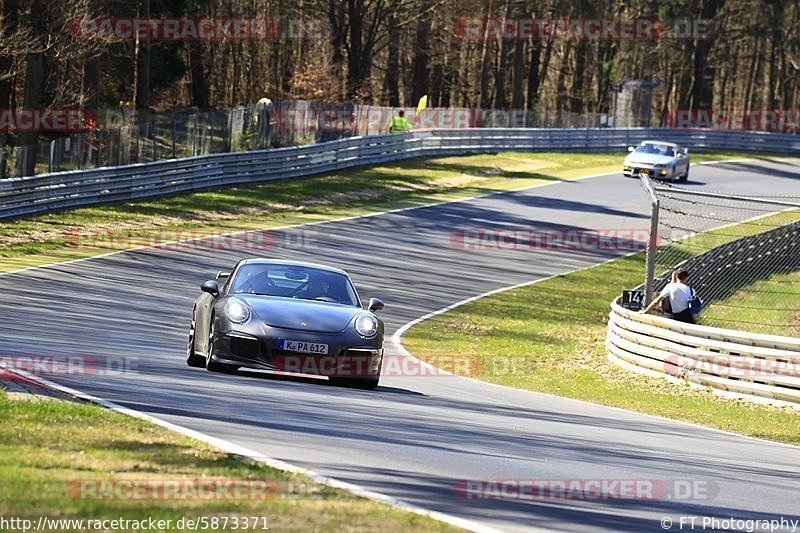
[
  {"x1": 765, "y1": 21, "x2": 784, "y2": 112},
  {"x1": 17, "y1": 0, "x2": 46, "y2": 176},
  {"x1": 478, "y1": 0, "x2": 495, "y2": 108},
  {"x1": 81, "y1": 0, "x2": 100, "y2": 111},
  {"x1": 570, "y1": 41, "x2": 586, "y2": 113},
  {"x1": 744, "y1": 36, "x2": 761, "y2": 112},
  {"x1": 0, "y1": 0, "x2": 20, "y2": 110},
  {"x1": 526, "y1": 42, "x2": 541, "y2": 112},
  {"x1": 594, "y1": 42, "x2": 614, "y2": 114},
  {"x1": 555, "y1": 43, "x2": 572, "y2": 114},
  {"x1": 188, "y1": 42, "x2": 210, "y2": 108},
  {"x1": 347, "y1": 0, "x2": 365, "y2": 98},
  {"x1": 687, "y1": 0, "x2": 720, "y2": 110},
  {"x1": 441, "y1": 34, "x2": 460, "y2": 108},
  {"x1": 511, "y1": 39, "x2": 525, "y2": 110},
  {"x1": 134, "y1": 0, "x2": 151, "y2": 109},
  {"x1": 383, "y1": 8, "x2": 400, "y2": 106},
  {"x1": 492, "y1": 0, "x2": 513, "y2": 109},
  {"x1": 411, "y1": 0, "x2": 432, "y2": 103}
]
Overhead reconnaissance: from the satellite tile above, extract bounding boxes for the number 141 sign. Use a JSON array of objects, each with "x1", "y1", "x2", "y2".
[{"x1": 622, "y1": 290, "x2": 645, "y2": 311}]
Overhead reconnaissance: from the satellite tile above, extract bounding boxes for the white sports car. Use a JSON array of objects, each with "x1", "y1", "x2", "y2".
[{"x1": 622, "y1": 140, "x2": 690, "y2": 182}]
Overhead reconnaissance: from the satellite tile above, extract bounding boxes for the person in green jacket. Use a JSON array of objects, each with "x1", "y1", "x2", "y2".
[{"x1": 388, "y1": 110, "x2": 412, "y2": 133}]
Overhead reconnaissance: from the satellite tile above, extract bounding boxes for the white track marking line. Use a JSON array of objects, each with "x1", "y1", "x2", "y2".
[{"x1": 389, "y1": 259, "x2": 800, "y2": 450}]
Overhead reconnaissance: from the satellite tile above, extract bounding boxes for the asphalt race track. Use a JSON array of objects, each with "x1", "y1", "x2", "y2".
[{"x1": 2, "y1": 159, "x2": 800, "y2": 532}]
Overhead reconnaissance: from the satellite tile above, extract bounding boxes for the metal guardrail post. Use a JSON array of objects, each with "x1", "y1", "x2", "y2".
[{"x1": 640, "y1": 174, "x2": 660, "y2": 306}]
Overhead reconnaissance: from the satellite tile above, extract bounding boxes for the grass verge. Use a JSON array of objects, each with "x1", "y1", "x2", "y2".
[
  {"x1": 0, "y1": 391, "x2": 457, "y2": 532},
  {"x1": 0, "y1": 152, "x2": 620, "y2": 271},
  {"x1": 702, "y1": 270, "x2": 800, "y2": 336},
  {"x1": 0, "y1": 151, "x2": 762, "y2": 272},
  {"x1": 403, "y1": 254, "x2": 800, "y2": 445}
]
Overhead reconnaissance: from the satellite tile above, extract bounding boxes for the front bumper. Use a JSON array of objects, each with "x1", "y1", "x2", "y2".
[
  {"x1": 210, "y1": 318, "x2": 383, "y2": 378},
  {"x1": 623, "y1": 165, "x2": 674, "y2": 180}
]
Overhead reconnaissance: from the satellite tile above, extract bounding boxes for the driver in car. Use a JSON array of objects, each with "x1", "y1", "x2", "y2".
[
  {"x1": 234, "y1": 270, "x2": 276, "y2": 295},
  {"x1": 295, "y1": 277, "x2": 333, "y2": 301}
]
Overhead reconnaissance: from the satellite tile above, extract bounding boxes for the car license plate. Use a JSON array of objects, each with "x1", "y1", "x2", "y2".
[{"x1": 279, "y1": 339, "x2": 328, "y2": 354}]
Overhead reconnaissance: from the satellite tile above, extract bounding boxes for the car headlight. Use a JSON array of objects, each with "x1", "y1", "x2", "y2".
[
  {"x1": 224, "y1": 298, "x2": 251, "y2": 324},
  {"x1": 354, "y1": 314, "x2": 379, "y2": 338}
]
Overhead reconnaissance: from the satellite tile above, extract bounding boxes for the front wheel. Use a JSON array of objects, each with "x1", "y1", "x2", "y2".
[{"x1": 205, "y1": 320, "x2": 238, "y2": 374}]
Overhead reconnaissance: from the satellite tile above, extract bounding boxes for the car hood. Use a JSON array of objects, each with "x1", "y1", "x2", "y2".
[
  {"x1": 238, "y1": 295, "x2": 359, "y2": 333},
  {"x1": 624, "y1": 153, "x2": 675, "y2": 166}
]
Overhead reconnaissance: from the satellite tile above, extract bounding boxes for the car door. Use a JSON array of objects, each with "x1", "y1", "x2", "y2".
[
  {"x1": 194, "y1": 272, "x2": 228, "y2": 354},
  {"x1": 194, "y1": 291, "x2": 214, "y2": 355},
  {"x1": 675, "y1": 145, "x2": 688, "y2": 174}
]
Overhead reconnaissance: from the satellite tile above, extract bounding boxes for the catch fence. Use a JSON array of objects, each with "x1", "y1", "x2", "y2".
[{"x1": 639, "y1": 182, "x2": 800, "y2": 336}]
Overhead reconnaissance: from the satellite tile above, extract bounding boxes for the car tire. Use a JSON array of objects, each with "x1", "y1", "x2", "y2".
[
  {"x1": 679, "y1": 163, "x2": 689, "y2": 182},
  {"x1": 205, "y1": 319, "x2": 238, "y2": 374},
  {"x1": 329, "y1": 377, "x2": 380, "y2": 390}
]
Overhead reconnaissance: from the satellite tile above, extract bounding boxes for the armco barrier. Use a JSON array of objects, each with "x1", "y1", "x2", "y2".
[
  {"x1": 1, "y1": 127, "x2": 799, "y2": 219},
  {"x1": 607, "y1": 300, "x2": 800, "y2": 406}
]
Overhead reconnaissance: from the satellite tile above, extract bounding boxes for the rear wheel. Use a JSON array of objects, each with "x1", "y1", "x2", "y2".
[
  {"x1": 205, "y1": 319, "x2": 238, "y2": 374},
  {"x1": 186, "y1": 309, "x2": 205, "y2": 368},
  {"x1": 679, "y1": 163, "x2": 690, "y2": 182}
]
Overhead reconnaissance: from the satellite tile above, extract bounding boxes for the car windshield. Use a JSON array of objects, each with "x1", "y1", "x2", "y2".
[
  {"x1": 230, "y1": 263, "x2": 359, "y2": 306},
  {"x1": 635, "y1": 143, "x2": 675, "y2": 157}
]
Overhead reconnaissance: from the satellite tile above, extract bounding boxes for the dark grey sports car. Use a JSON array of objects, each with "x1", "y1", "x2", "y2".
[{"x1": 187, "y1": 259, "x2": 385, "y2": 389}]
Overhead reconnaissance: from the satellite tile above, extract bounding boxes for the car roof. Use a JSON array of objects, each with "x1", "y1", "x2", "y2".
[
  {"x1": 238, "y1": 258, "x2": 348, "y2": 276},
  {"x1": 640, "y1": 140, "x2": 679, "y2": 147}
]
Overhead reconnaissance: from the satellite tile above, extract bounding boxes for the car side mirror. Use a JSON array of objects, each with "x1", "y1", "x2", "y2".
[
  {"x1": 201, "y1": 280, "x2": 220, "y2": 297},
  {"x1": 367, "y1": 298, "x2": 385, "y2": 312},
  {"x1": 627, "y1": 146, "x2": 635, "y2": 152}
]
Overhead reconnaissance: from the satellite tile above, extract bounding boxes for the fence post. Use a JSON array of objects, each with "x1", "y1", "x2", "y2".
[{"x1": 640, "y1": 173, "x2": 660, "y2": 305}]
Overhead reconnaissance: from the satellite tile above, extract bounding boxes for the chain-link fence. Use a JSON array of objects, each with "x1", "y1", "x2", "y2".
[
  {"x1": 355, "y1": 106, "x2": 611, "y2": 135},
  {"x1": 0, "y1": 102, "x2": 615, "y2": 178},
  {"x1": 642, "y1": 183, "x2": 800, "y2": 336}
]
